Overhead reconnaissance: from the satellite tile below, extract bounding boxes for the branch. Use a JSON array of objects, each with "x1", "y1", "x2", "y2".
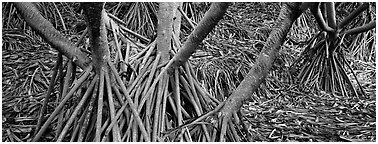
[
  {"x1": 310, "y1": 2, "x2": 335, "y2": 32},
  {"x1": 166, "y1": 2, "x2": 230, "y2": 73},
  {"x1": 178, "y1": 7, "x2": 196, "y2": 29},
  {"x1": 335, "y1": 2, "x2": 343, "y2": 8},
  {"x1": 325, "y1": 2, "x2": 336, "y2": 28},
  {"x1": 345, "y1": 20, "x2": 376, "y2": 35},
  {"x1": 13, "y1": 2, "x2": 91, "y2": 69},
  {"x1": 107, "y1": 13, "x2": 150, "y2": 43},
  {"x1": 338, "y1": 2, "x2": 370, "y2": 28}
]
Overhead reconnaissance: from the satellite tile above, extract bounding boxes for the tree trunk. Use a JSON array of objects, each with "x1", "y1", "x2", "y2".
[
  {"x1": 81, "y1": 3, "x2": 114, "y2": 142},
  {"x1": 217, "y1": 2, "x2": 303, "y2": 141},
  {"x1": 153, "y1": 2, "x2": 176, "y2": 142},
  {"x1": 167, "y1": 2, "x2": 230, "y2": 72},
  {"x1": 156, "y1": 2, "x2": 175, "y2": 63},
  {"x1": 82, "y1": 2, "x2": 110, "y2": 73},
  {"x1": 13, "y1": 2, "x2": 91, "y2": 69}
]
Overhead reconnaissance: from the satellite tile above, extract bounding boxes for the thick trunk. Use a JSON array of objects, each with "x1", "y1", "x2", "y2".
[
  {"x1": 167, "y1": 2, "x2": 230, "y2": 72},
  {"x1": 219, "y1": 2, "x2": 303, "y2": 128},
  {"x1": 13, "y1": 2, "x2": 91, "y2": 69},
  {"x1": 156, "y1": 2, "x2": 175, "y2": 63},
  {"x1": 153, "y1": 3, "x2": 176, "y2": 142},
  {"x1": 82, "y1": 2, "x2": 110, "y2": 73}
]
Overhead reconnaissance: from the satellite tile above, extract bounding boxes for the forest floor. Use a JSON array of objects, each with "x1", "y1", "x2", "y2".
[{"x1": 2, "y1": 2, "x2": 376, "y2": 142}]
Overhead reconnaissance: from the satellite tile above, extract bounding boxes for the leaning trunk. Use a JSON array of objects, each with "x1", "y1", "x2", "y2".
[
  {"x1": 167, "y1": 2, "x2": 230, "y2": 72},
  {"x1": 218, "y1": 2, "x2": 303, "y2": 141},
  {"x1": 13, "y1": 2, "x2": 91, "y2": 69}
]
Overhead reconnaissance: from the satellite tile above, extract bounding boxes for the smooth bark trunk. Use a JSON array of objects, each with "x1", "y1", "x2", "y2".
[
  {"x1": 13, "y1": 2, "x2": 91, "y2": 69},
  {"x1": 167, "y1": 2, "x2": 230, "y2": 72},
  {"x1": 219, "y1": 2, "x2": 303, "y2": 130},
  {"x1": 156, "y1": 2, "x2": 175, "y2": 63}
]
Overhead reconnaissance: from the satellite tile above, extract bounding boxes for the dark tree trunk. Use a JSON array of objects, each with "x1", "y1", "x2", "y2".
[{"x1": 82, "y1": 2, "x2": 110, "y2": 74}]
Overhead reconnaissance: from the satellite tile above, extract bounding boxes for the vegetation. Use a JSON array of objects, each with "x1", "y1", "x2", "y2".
[{"x1": 2, "y1": 2, "x2": 376, "y2": 142}]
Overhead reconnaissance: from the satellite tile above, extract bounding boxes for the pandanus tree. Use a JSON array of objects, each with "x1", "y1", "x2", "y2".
[
  {"x1": 15, "y1": 2, "x2": 149, "y2": 141},
  {"x1": 13, "y1": 2, "x2": 367, "y2": 142},
  {"x1": 292, "y1": 2, "x2": 376, "y2": 97},
  {"x1": 14, "y1": 2, "x2": 229, "y2": 141}
]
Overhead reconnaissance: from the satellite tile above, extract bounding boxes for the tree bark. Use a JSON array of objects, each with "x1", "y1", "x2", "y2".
[
  {"x1": 156, "y1": 2, "x2": 175, "y2": 63},
  {"x1": 218, "y1": 2, "x2": 303, "y2": 140},
  {"x1": 167, "y1": 2, "x2": 230, "y2": 72},
  {"x1": 13, "y1": 2, "x2": 91, "y2": 69},
  {"x1": 153, "y1": 3, "x2": 176, "y2": 142},
  {"x1": 82, "y1": 2, "x2": 110, "y2": 73}
]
